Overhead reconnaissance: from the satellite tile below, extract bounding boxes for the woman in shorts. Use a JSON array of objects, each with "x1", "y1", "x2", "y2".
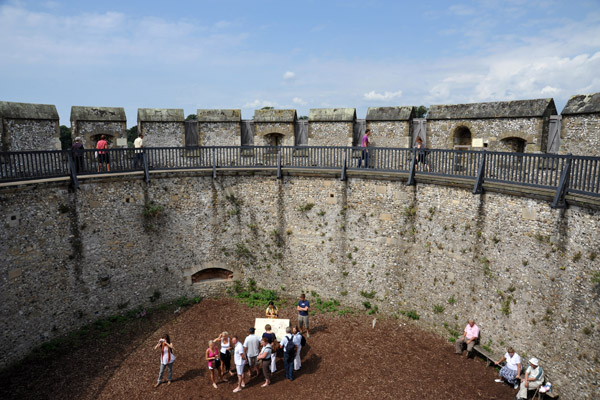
[
  {"x1": 96, "y1": 135, "x2": 110, "y2": 172},
  {"x1": 214, "y1": 331, "x2": 234, "y2": 377},
  {"x1": 205, "y1": 340, "x2": 221, "y2": 389}
]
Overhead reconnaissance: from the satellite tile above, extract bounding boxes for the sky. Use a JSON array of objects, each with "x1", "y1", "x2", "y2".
[{"x1": 1, "y1": 0, "x2": 599, "y2": 126}]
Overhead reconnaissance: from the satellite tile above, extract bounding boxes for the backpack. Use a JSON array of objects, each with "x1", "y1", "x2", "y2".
[
  {"x1": 284, "y1": 335, "x2": 296, "y2": 355},
  {"x1": 300, "y1": 334, "x2": 306, "y2": 347}
]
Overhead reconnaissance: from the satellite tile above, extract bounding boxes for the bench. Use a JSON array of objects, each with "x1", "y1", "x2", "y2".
[{"x1": 472, "y1": 345, "x2": 559, "y2": 399}]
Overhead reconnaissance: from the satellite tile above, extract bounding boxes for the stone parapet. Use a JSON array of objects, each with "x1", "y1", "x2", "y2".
[
  {"x1": 559, "y1": 92, "x2": 600, "y2": 155},
  {"x1": 70, "y1": 106, "x2": 127, "y2": 147},
  {"x1": 0, "y1": 101, "x2": 60, "y2": 151}
]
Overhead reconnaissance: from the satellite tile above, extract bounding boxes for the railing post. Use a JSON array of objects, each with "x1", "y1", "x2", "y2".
[
  {"x1": 212, "y1": 146, "x2": 217, "y2": 179},
  {"x1": 143, "y1": 152, "x2": 150, "y2": 183},
  {"x1": 277, "y1": 150, "x2": 282, "y2": 179},
  {"x1": 67, "y1": 151, "x2": 79, "y2": 189},
  {"x1": 551, "y1": 154, "x2": 572, "y2": 209},
  {"x1": 473, "y1": 150, "x2": 487, "y2": 194},
  {"x1": 341, "y1": 150, "x2": 347, "y2": 181},
  {"x1": 407, "y1": 148, "x2": 417, "y2": 186}
]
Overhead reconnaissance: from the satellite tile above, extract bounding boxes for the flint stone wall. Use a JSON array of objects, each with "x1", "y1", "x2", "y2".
[
  {"x1": 197, "y1": 109, "x2": 241, "y2": 147},
  {"x1": 308, "y1": 108, "x2": 355, "y2": 147},
  {"x1": 366, "y1": 121, "x2": 411, "y2": 148},
  {"x1": 71, "y1": 121, "x2": 127, "y2": 147},
  {"x1": 560, "y1": 93, "x2": 600, "y2": 156},
  {"x1": 0, "y1": 101, "x2": 60, "y2": 151},
  {"x1": 1, "y1": 174, "x2": 599, "y2": 399},
  {"x1": 141, "y1": 122, "x2": 184, "y2": 148}
]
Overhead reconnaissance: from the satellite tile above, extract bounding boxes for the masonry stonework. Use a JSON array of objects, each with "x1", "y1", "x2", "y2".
[
  {"x1": 70, "y1": 106, "x2": 127, "y2": 148},
  {"x1": 1, "y1": 173, "x2": 599, "y2": 399},
  {"x1": 0, "y1": 101, "x2": 60, "y2": 151},
  {"x1": 366, "y1": 106, "x2": 414, "y2": 148},
  {"x1": 197, "y1": 109, "x2": 241, "y2": 146},
  {"x1": 308, "y1": 108, "x2": 355, "y2": 147},
  {"x1": 559, "y1": 92, "x2": 600, "y2": 156}
]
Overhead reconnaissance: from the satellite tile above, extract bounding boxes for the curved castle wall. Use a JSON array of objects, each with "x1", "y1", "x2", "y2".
[{"x1": 1, "y1": 173, "x2": 599, "y2": 398}]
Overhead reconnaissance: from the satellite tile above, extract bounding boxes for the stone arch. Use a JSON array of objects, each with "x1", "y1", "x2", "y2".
[
  {"x1": 452, "y1": 125, "x2": 472, "y2": 149},
  {"x1": 500, "y1": 136, "x2": 527, "y2": 153},
  {"x1": 263, "y1": 132, "x2": 285, "y2": 147},
  {"x1": 88, "y1": 133, "x2": 115, "y2": 147},
  {"x1": 191, "y1": 268, "x2": 233, "y2": 283},
  {"x1": 185, "y1": 262, "x2": 237, "y2": 286}
]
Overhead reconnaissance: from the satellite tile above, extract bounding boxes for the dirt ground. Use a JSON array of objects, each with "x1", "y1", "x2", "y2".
[{"x1": 1, "y1": 298, "x2": 518, "y2": 399}]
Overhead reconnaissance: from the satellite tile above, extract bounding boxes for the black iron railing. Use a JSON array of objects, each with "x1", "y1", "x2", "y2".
[{"x1": 1, "y1": 146, "x2": 598, "y2": 208}]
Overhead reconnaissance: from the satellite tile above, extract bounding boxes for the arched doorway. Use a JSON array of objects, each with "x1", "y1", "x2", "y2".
[
  {"x1": 453, "y1": 126, "x2": 472, "y2": 149},
  {"x1": 500, "y1": 137, "x2": 526, "y2": 153},
  {"x1": 264, "y1": 132, "x2": 284, "y2": 153}
]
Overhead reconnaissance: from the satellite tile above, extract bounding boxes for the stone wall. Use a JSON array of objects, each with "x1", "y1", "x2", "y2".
[
  {"x1": 141, "y1": 122, "x2": 184, "y2": 147},
  {"x1": 71, "y1": 106, "x2": 127, "y2": 148},
  {"x1": 560, "y1": 114, "x2": 600, "y2": 155},
  {"x1": 3, "y1": 119, "x2": 60, "y2": 151},
  {"x1": 427, "y1": 117, "x2": 546, "y2": 152},
  {"x1": 308, "y1": 122, "x2": 353, "y2": 147},
  {"x1": 366, "y1": 121, "x2": 411, "y2": 148},
  {"x1": 197, "y1": 109, "x2": 241, "y2": 146},
  {"x1": 1, "y1": 174, "x2": 599, "y2": 397},
  {"x1": 0, "y1": 101, "x2": 60, "y2": 151}
]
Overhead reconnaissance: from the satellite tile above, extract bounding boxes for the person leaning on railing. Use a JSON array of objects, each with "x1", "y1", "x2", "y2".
[
  {"x1": 71, "y1": 137, "x2": 85, "y2": 174},
  {"x1": 96, "y1": 135, "x2": 110, "y2": 172},
  {"x1": 133, "y1": 132, "x2": 144, "y2": 169}
]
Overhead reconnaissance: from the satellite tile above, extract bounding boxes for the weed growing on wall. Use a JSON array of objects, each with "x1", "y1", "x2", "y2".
[
  {"x1": 399, "y1": 310, "x2": 420, "y2": 320},
  {"x1": 433, "y1": 304, "x2": 445, "y2": 314},
  {"x1": 360, "y1": 290, "x2": 376, "y2": 299},
  {"x1": 297, "y1": 202, "x2": 314, "y2": 212}
]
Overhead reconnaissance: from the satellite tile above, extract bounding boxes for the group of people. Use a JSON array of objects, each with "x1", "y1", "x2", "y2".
[
  {"x1": 70, "y1": 132, "x2": 145, "y2": 173},
  {"x1": 357, "y1": 129, "x2": 428, "y2": 171},
  {"x1": 455, "y1": 319, "x2": 546, "y2": 399},
  {"x1": 154, "y1": 293, "x2": 311, "y2": 392}
]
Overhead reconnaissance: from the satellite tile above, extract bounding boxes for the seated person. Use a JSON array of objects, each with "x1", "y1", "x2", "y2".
[
  {"x1": 455, "y1": 319, "x2": 479, "y2": 357},
  {"x1": 265, "y1": 301, "x2": 278, "y2": 318},
  {"x1": 494, "y1": 346, "x2": 522, "y2": 389},
  {"x1": 517, "y1": 358, "x2": 544, "y2": 400}
]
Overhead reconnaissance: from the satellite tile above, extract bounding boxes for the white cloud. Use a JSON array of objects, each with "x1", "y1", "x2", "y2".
[
  {"x1": 363, "y1": 90, "x2": 403, "y2": 101},
  {"x1": 283, "y1": 71, "x2": 295, "y2": 80},
  {"x1": 541, "y1": 85, "x2": 559, "y2": 95},
  {"x1": 292, "y1": 97, "x2": 307, "y2": 105},
  {"x1": 243, "y1": 99, "x2": 278, "y2": 109}
]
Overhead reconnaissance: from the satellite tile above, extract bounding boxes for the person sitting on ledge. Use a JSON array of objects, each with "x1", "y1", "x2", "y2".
[
  {"x1": 265, "y1": 301, "x2": 278, "y2": 318},
  {"x1": 455, "y1": 319, "x2": 479, "y2": 357},
  {"x1": 516, "y1": 357, "x2": 544, "y2": 400},
  {"x1": 494, "y1": 346, "x2": 522, "y2": 389}
]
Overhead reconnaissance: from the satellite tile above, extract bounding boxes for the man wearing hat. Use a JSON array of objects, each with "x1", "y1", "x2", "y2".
[{"x1": 516, "y1": 357, "x2": 544, "y2": 400}]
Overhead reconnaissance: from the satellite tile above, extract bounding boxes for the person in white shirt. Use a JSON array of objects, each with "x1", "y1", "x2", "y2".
[
  {"x1": 133, "y1": 133, "x2": 144, "y2": 169},
  {"x1": 231, "y1": 336, "x2": 248, "y2": 393},
  {"x1": 243, "y1": 328, "x2": 261, "y2": 378},
  {"x1": 280, "y1": 327, "x2": 295, "y2": 381},
  {"x1": 292, "y1": 326, "x2": 303, "y2": 371},
  {"x1": 494, "y1": 347, "x2": 522, "y2": 389},
  {"x1": 517, "y1": 358, "x2": 544, "y2": 400}
]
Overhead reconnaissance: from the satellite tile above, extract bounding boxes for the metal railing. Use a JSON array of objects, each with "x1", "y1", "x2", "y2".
[{"x1": 1, "y1": 146, "x2": 598, "y2": 208}]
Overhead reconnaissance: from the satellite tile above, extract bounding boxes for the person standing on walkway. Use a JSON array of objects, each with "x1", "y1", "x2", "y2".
[
  {"x1": 133, "y1": 132, "x2": 144, "y2": 169},
  {"x1": 153, "y1": 333, "x2": 175, "y2": 388},
  {"x1": 71, "y1": 137, "x2": 85, "y2": 173},
  {"x1": 256, "y1": 337, "x2": 272, "y2": 387},
  {"x1": 262, "y1": 324, "x2": 278, "y2": 374},
  {"x1": 292, "y1": 326, "x2": 303, "y2": 371},
  {"x1": 297, "y1": 293, "x2": 310, "y2": 337},
  {"x1": 231, "y1": 336, "x2": 248, "y2": 393},
  {"x1": 358, "y1": 129, "x2": 371, "y2": 168},
  {"x1": 243, "y1": 327, "x2": 261, "y2": 378},
  {"x1": 96, "y1": 135, "x2": 110, "y2": 172},
  {"x1": 280, "y1": 327, "x2": 295, "y2": 381}
]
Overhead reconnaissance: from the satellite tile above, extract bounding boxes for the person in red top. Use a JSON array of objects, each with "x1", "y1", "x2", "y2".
[{"x1": 96, "y1": 135, "x2": 110, "y2": 172}]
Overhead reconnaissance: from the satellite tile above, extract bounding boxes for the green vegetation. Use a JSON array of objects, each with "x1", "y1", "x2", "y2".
[
  {"x1": 481, "y1": 257, "x2": 492, "y2": 277},
  {"x1": 448, "y1": 296, "x2": 456, "y2": 305},
  {"x1": 149, "y1": 290, "x2": 161, "y2": 302},
  {"x1": 399, "y1": 309, "x2": 420, "y2": 320},
  {"x1": 297, "y1": 203, "x2": 315, "y2": 212},
  {"x1": 572, "y1": 251, "x2": 582, "y2": 262},
  {"x1": 232, "y1": 279, "x2": 278, "y2": 308},
  {"x1": 591, "y1": 271, "x2": 600, "y2": 284},
  {"x1": 433, "y1": 304, "x2": 445, "y2": 314},
  {"x1": 403, "y1": 206, "x2": 417, "y2": 217},
  {"x1": 142, "y1": 203, "x2": 164, "y2": 218},
  {"x1": 360, "y1": 290, "x2": 376, "y2": 299},
  {"x1": 235, "y1": 242, "x2": 254, "y2": 259}
]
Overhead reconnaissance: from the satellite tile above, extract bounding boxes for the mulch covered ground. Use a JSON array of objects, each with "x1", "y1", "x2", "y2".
[{"x1": 1, "y1": 298, "x2": 517, "y2": 399}]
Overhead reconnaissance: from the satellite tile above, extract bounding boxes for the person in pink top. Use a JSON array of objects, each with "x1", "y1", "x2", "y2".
[
  {"x1": 206, "y1": 340, "x2": 221, "y2": 389},
  {"x1": 455, "y1": 319, "x2": 479, "y2": 357},
  {"x1": 154, "y1": 333, "x2": 175, "y2": 387},
  {"x1": 357, "y1": 129, "x2": 371, "y2": 168},
  {"x1": 96, "y1": 135, "x2": 110, "y2": 172}
]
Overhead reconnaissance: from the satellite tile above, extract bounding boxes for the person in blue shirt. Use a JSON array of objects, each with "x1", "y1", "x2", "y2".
[{"x1": 297, "y1": 293, "x2": 310, "y2": 337}]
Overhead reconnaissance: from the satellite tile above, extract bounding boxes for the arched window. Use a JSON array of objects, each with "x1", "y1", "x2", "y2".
[
  {"x1": 500, "y1": 137, "x2": 526, "y2": 153},
  {"x1": 191, "y1": 268, "x2": 233, "y2": 283},
  {"x1": 453, "y1": 126, "x2": 472, "y2": 149}
]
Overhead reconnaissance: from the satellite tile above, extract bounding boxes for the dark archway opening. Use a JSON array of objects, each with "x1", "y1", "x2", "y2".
[
  {"x1": 453, "y1": 126, "x2": 472, "y2": 149},
  {"x1": 192, "y1": 268, "x2": 233, "y2": 283},
  {"x1": 501, "y1": 137, "x2": 526, "y2": 153}
]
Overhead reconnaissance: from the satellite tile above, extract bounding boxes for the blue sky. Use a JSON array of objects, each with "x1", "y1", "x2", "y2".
[{"x1": 1, "y1": 0, "x2": 599, "y2": 126}]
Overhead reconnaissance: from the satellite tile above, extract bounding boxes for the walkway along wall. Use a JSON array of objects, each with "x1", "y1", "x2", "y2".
[{"x1": 1, "y1": 172, "x2": 599, "y2": 398}]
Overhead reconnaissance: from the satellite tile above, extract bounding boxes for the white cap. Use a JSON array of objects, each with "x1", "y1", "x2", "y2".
[{"x1": 529, "y1": 357, "x2": 539, "y2": 365}]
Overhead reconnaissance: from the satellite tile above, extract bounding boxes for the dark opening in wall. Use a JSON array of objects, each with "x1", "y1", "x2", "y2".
[
  {"x1": 501, "y1": 137, "x2": 526, "y2": 153},
  {"x1": 192, "y1": 268, "x2": 233, "y2": 283},
  {"x1": 453, "y1": 126, "x2": 472, "y2": 149}
]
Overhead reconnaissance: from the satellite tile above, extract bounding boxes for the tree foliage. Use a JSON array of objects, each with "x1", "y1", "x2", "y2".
[
  {"x1": 185, "y1": 114, "x2": 197, "y2": 120},
  {"x1": 59, "y1": 125, "x2": 72, "y2": 149},
  {"x1": 415, "y1": 105, "x2": 428, "y2": 118},
  {"x1": 127, "y1": 125, "x2": 138, "y2": 147}
]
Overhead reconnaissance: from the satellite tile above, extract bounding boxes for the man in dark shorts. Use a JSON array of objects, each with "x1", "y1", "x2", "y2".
[{"x1": 297, "y1": 293, "x2": 310, "y2": 337}]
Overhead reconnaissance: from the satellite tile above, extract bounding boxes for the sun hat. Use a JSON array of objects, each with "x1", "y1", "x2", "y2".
[{"x1": 529, "y1": 357, "x2": 539, "y2": 365}]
